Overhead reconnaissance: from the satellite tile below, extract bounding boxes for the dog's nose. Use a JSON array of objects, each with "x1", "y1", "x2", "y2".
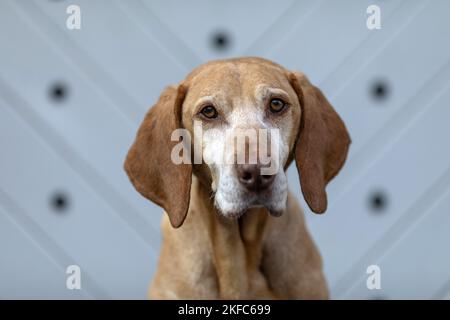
[{"x1": 236, "y1": 164, "x2": 275, "y2": 192}]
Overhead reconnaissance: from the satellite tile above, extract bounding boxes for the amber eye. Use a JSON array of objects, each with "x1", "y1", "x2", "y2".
[
  {"x1": 200, "y1": 105, "x2": 218, "y2": 119},
  {"x1": 269, "y1": 98, "x2": 286, "y2": 113}
]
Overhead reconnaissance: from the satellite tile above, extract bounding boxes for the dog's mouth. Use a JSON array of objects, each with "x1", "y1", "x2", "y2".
[
  {"x1": 255, "y1": 202, "x2": 285, "y2": 218},
  {"x1": 213, "y1": 192, "x2": 286, "y2": 219},
  {"x1": 212, "y1": 170, "x2": 288, "y2": 219}
]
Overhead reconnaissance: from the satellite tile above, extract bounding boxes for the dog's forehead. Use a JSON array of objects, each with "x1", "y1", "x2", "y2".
[{"x1": 185, "y1": 61, "x2": 289, "y2": 98}]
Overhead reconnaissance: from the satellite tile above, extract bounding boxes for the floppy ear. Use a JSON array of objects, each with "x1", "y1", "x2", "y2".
[
  {"x1": 289, "y1": 72, "x2": 351, "y2": 214},
  {"x1": 124, "y1": 85, "x2": 191, "y2": 228}
]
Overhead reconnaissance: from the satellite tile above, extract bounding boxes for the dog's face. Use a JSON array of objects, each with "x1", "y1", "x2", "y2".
[
  {"x1": 181, "y1": 61, "x2": 301, "y2": 218},
  {"x1": 125, "y1": 57, "x2": 351, "y2": 228}
]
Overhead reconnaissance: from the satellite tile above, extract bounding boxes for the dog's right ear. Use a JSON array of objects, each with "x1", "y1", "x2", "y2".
[{"x1": 124, "y1": 85, "x2": 192, "y2": 228}]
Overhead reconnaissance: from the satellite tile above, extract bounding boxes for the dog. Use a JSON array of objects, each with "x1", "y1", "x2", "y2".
[{"x1": 124, "y1": 57, "x2": 350, "y2": 299}]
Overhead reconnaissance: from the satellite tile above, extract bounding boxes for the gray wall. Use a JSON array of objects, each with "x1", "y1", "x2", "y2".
[{"x1": 1, "y1": 0, "x2": 450, "y2": 299}]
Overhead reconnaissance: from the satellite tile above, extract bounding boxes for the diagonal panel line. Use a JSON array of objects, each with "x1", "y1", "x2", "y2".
[
  {"x1": 245, "y1": 0, "x2": 323, "y2": 56},
  {"x1": 433, "y1": 275, "x2": 450, "y2": 299},
  {"x1": 324, "y1": 0, "x2": 431, "y2": 98},
  {"x1": 328, "y1": 57, "x2": 450, "y2": 210},
  {"x1": 334, "y1": 161, "x2": 450, "y2": 298},
  {"x1": 12, "y1": 0, "x2": 143, "y2": 125},
  {"x1": 0, "y1": 75, "x2": 160, "y2": 253},
  {"x1": 331, "y1": 74, "x2": 450, "y2": 296},
  {"x1": 117, "y1": 0, "x2": 201, "y2": 71},
  {"x1": 0, "y1": 187, "x2": 105, "y2": 299}
]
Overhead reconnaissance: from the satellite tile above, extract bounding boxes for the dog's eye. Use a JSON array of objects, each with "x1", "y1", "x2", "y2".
[
  {"x1": 200, "y1": 105, "x2": 218, "y2": 119},
  {"x1": 269, "y1": 98, "x2": 286, "y2": 113}
]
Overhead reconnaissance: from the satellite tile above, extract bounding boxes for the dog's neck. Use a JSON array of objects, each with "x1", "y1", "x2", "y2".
[{"x1": 189, "y1": 175, "x2": 273, "y2": 299}]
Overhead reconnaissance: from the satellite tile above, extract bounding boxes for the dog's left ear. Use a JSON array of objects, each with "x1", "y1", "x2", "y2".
[{"x1": 288, "y1": 72, "x2": 351, "y2": 214}]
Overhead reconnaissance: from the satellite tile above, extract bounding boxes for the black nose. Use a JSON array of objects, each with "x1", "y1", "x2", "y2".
[{"x1": 236, "y1": 164, "x2": 275, "y2": 192}]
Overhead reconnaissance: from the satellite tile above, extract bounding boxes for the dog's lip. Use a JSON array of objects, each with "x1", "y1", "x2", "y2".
[
  {"x1": 214, "y1": 191, "x2": 285, "y2": 218},
  {"x1": 219, "y1": 208, "x2": 246, "y2": 219},
  {"x1": 245, "y1": 203, "x2": 285, "y2": 218},
  {"x1": 252, "y1": 201, "x2": 284, "y2": 217},
  {"x1": 227, "y1": 211, "x2": 246, "y2": 219},
  {"x1": 268, "y1": 208, "x2": 284, "y2": 217}
]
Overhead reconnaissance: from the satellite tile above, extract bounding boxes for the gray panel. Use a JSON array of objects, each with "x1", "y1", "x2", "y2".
[
  {"x1": 0, "y1": 207, "x2": 90, "y2": 299},
  {"x1": 0, "y1": 101, "x2": 154, "y2": 299},
  {"x1": 0, "y1": 0, "x2": 449, "y2": 299}
]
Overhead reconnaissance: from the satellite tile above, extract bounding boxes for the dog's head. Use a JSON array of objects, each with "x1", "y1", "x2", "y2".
[{"x1": 124, "y1": 57, "x2": 350, "y2": 228}]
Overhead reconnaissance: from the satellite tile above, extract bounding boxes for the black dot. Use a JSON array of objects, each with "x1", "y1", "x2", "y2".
[
  {"x1": 51, "y1": 192, "x2": 69, "y2": 212},
  {"x1": 371, "y1": 80, "x2": 389, "y2": 101},
  {"x1": 211, "y1": 31, "x2": 231, "y2": 51},
  {"x1": 369, "y1": 190, "x2": 388, "y2": 213},
  {"x1": 49, "y1": 82, "x2": 68, "y2": 102}
]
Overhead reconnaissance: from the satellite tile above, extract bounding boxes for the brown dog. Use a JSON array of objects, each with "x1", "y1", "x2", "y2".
[{"x1": 124, "y1": 57, "x2": 350, "y2": 299}]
